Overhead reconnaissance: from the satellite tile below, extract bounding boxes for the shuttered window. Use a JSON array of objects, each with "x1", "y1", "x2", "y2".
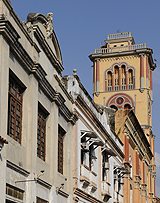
[
  {"x1": 6, "y1": 184, "x2": 24, "y2": 200},
  {"x1": 58, "y1": 125, "x2": 65, "y2": 174},
  {"x1": 8, "y1": 73, "x2": 25, "y2": 143},
  {"x1": 37, "y1": 105, "x2": 48, "y2": 161}
]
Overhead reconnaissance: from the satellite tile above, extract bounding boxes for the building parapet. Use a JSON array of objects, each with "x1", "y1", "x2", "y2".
[
  {"x1": 107, "y1": 32, "x2": 132, "y2": 40},
  {"x1": 94, "y1": 43, "x2": 147, "y2": 55}
]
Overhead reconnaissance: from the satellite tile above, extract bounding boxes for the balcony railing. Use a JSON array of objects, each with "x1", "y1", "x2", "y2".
[
  {"x1": 94, "y1": 43, "x2": 147, "y2": 54},
  {"x1": 107, "y1": 32, "x2": 132, "y2": 40}
]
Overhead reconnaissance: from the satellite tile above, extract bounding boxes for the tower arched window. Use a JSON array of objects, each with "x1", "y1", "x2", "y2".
[
  {"x1": 128, "y1": 69, "x2": 134, "y2": 89},
  {"x1": 124, "y1": 103, "x2": 132, "y2": 110},
  {"x1": 110, "y1": 105, "x2": 118, "y2": 111},
  {"x1": 114, "y1": 66, "x2": 119, "y2": 90},
  {"x1": 105, "y1": 71, "x2": 112, "y2": 91},
  {"x1": 121, "y1": 65, "x2": 126, "y2": 90}
]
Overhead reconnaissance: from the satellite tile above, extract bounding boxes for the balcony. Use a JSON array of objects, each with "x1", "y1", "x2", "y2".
[{"x1": 94, "y1": 43, "x2": 147, "y2": 55}]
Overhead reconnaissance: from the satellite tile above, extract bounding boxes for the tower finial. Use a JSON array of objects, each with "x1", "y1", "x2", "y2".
[{"x1": 73, "y1": 69, "x2": 77, "y2": 76}]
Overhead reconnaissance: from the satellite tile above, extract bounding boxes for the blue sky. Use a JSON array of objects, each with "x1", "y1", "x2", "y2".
[{"x1": 11, "y1": 0, "x2": 160, "y2": 196}]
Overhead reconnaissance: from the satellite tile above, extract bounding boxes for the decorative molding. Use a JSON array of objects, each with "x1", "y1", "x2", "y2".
[
  {"x1": 39, "y1": 78, "x2": 56, "y2": 102},
  {"x1": 1, "y1": 0, "x2": 40, "y2": 53},
  {"x1": 6, "y1": 160, "x2": 30, "y2": 177},
  {"x1": 37, "y1": 178, "x2": 52, "y2": 189},
  {"x1": 32, "y1": 63, "x2": 47, "y2": 80},
  {"x1": 53, "y1": 93, "x2": 65, "y2": 106},
  {"x1": 90, "y1": 48, "x2": 153, "y2": 61},
  {"x1": 58, "y1": 189, "x2": 69, "y2": 198},
  {"x1": 74, "y1": 188, "x2": 103, "y2": 203},
  {"x1": 33, "y1": 25, "x2": 63, "y2": 74},
  {"x1": 59, "y1": 104, "x2": 78, "y2": 125}
]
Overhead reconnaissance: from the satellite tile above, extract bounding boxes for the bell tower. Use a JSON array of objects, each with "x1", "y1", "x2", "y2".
[{"x1": 89, "y1": 32, "x2": 156, "y2": 135}]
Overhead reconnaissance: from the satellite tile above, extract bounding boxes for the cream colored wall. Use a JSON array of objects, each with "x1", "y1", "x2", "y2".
[
  {"x1": 94, "y1": 55, "x2": 151, "y2": 126},
  {"x1": 108, "y1": 41, "x2": 129, "y2": 48}
]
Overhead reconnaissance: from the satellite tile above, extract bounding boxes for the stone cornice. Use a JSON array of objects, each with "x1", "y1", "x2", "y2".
[
  {"x1": 0, "y1": 17, "x2": 77, "y2": 126},
  {"x1": 89, "y1": 48, "x2": 152, "y2": 60},
  {"x1": 39, "y1": 78, "x2": 56, "y2": 102},
  {"x1": 59, "y1": 103, "x2": 78, "y2": 125},
  {"x1": 33, "y1": 25, "x2": 63, "y2": 74},
  {"x1": 39, "y1": 81, "x2": 78, "y2": 124},
  {"x1": 32, "y1": 63, "x2": 47, "y2": 80},
  {"x1": 74, "y1": 188, "x2": 103, "y2": 203},
  {"x1": 1, "y1": 0, "x2": 40, "y2": 52},
  {"x1": 89, "y1": 49, "x2": 156, "y2": 70},
  {"x1": 0, "y1": 19, "x2": 35, "y2": 74},
  {"x1": 7, "y1": 160, "x2": 30, "y2": 177}
]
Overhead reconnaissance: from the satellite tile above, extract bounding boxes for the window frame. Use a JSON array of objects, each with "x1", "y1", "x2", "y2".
[
  {"x1": 37, "y1": 103, "x2": 48, "y2": 161},
  {"x1": 8, "y1": 71, "x2": 25, "y2": 144},
  {"x1": 58, "y1": 125, "x2": 66, "y2": 174}
]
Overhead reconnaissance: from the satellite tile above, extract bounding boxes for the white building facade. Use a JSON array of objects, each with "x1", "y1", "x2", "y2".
[
  {"x1": 65, "y1": 73, "x2": 124, "y2": 203},
  {"x1": 0, "y1": 1, "x2": 77, "y2": 202}
]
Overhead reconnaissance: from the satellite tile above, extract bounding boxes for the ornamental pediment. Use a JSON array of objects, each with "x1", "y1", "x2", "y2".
[{"x1": 26, "y1": 12, "x2": 62, "y2": 65}]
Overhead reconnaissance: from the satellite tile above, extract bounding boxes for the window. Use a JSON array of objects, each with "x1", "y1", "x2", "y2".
[
  {"x1": 110, "y1": 105, "x2": 118, "y2": 111},
  {"x1": 58, "y1": 125, "x2": 65, "y2": 174},
  {"x1": 37, "y1": 104, "x2": 48, "y2": 161},
  {"x1": 89, "y1": 145, "x2": 94, "y2": 170},
  {"x1": 114, "y1": 66, "x2": 119, "y2": 90},
  {"x1": 128, "y1": 69, "x2": 134, "y2": 89},
  {"x1": 121, "y1": 65, "x2": 126, "y2": 90},
  {"x1": 105, "y1": 71, "x2": 112, "y2": 91},
  {"x1": 124, "y1": 104, "x2": 132, "y2": 110},
  {"x1": 102, "y1": 151, "x2": 109, "y2": 181},
  {"x1": 36, "y1": 197, "x2": 48, "y2": 203},
  {"x1": 8, "y1": 72, "x2": 25, "y2": 143},
  {"x1": 81, "y1": 136, "x2": 88, "y2": 165},
  {"x1": 6, "y1": 184, "x2": 24, "y2": 201}
]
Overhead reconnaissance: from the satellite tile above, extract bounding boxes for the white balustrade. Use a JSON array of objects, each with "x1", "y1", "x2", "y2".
[
  {"x1": 107, "y1": 32, "x2": 132, "y2": 40},
  {"x1": 94, "y1": 43, "x2": 147, "y2": 54}
]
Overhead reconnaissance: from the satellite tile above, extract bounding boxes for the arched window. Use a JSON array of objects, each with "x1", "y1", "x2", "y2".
[
  {"x1": 124, "y1": 103, "x2": 132, "y2": 110},
  {"x1": 110, "y1": 105, "x2": 118, "y2": 111},
  {"x1": 121, "y1": 65, "x2": 126, "y2": 90},
  {"x1": 128, "y1": 69, "x2": 134, "y2": 89},
  {"x1": 105, "y1": 71, "x2": 112, "y2": 91},
  {"x1": 114, "y1": 66, "x2": 119, "y2": 90}
]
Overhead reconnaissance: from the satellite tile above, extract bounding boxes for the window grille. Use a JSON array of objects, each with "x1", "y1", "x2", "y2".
[
  {"x1": 58, "y1": 125, "x2": 66, "y2": 174},
  {"x1": 6, "y1": 184, "x2": 24, "y2": 200},
  {"x1": 37, "y1": 105, "x2": 48, "y2": 161},
  {"x1": 8, "y1": 74, "x2": 25, "y2": 143}
]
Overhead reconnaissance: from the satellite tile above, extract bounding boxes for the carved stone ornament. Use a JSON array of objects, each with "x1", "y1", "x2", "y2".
[{"x1": 46, "y1": 12, "x2": 53, "y2": 38}]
